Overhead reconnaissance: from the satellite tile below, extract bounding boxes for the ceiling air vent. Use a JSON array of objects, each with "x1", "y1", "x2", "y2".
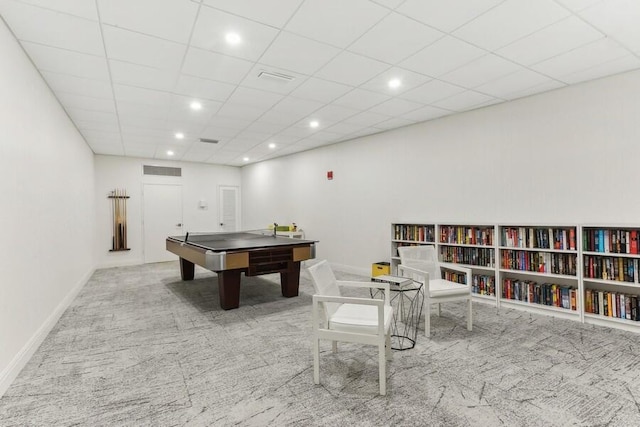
[
  {"x1": 143, "y1": 165, "x2": 182, "y2": 177},
  {"x1": 258, "y1": 71, "x2": 295, "y2": 83},
  {"x1": 199, "y1": 138, "x2": 219, "y2": 144}
]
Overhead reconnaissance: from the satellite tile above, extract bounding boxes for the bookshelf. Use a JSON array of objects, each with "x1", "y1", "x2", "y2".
[
  {"x1": 582, "y1": 226, "x2": 640, "y2": 332},
  {"x1": 390, "y1": 223, "x2": 436, "y2": 274},
  {"x1": 497, "y1": 225, "x2": 580, "y2": 320},
  {"x1": 438, "y1": 224, "x2": 497, "y2": 302},
  {"x1": 389, "y1": 222, "x2": 640, "y2": 333}
]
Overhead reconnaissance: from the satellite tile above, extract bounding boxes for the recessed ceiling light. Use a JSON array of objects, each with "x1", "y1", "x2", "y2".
[
  {"x1": 167, "y1": 150, "x2": 174, "y2": 156},
  {"x1": 243, "y1": 157, "x2": 249, "y2": 162},
  {"x1": 309, "y1": 120, "x2": 319, "y2": 128},
  {"x1": 190, "y1": 101, "x2": 202, "y2": 111},
  {"x1": 268, "y1": 142, "x2": 276, "y2": 149},
  {"x1": 225, "y1": 32, "x2": 241, "y2": 45},
  {"x1": 175, "y1": 132, "x2": 184, "y2": 139},
  {"x1": 388, "y1": 78, "x2": 402, "y2": 89}
]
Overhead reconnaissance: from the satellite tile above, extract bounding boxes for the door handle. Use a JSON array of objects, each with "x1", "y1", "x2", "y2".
[{"x1": 176, "y1": 223, "x2": 182, "y2": 227}]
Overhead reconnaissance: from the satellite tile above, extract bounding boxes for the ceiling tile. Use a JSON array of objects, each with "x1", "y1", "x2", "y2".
[
  {"x1": 191, "y1": 6, "x2": 279, "y2": 61},
  {"x1": 201, "y1": 0, "x2": 303, "y2": 28},
  {"x1": 57, "y1": 92, "x2": 116, "y2": 113},
  {"x1": 116, "y1": 101, "x2": 169, "y2": 121},
  {"x1": 289, "y1": 77, "x2": 353, "y2": 103},
  {"x1": 359, "y1": 67, "x2": 432, "y2": 95},
  {"x1": 173, "y1": 75, "x2": 235, "y2": 102},
  {"x1": 284, "y1": 0, "x2": 388, "y2": 48},
  {"x1": 324, "y1": 122, "x2": 366, "y2": 136},
  {"x1": 259, "y1": 31, "x2": 340, "y2": 75},
  {"x1": 431, "y1": 90, "x2": 496, "y2": 112},
  {"x1": 312, "y1": 104, "x2": 360, "y2": 124},
  {"x1": 41, "y1": 71, "x2": 113, "y2": 99},
  {"x1": 14, "y1": 0, "x2": 98, "y2": 20},
  {"x1": 113, "y1": 85, "x2": 172, "y2": 108},
  {"x1": 369, "y1": 98, "x2": 424, "y2": 116},
  {"x1": 532, "y1": 38, "x2": 632, "y2": 82},
  {"x1": 21, "y1": 42, "x2": 109, "y2": 80},
  {"x1": 347, "y1": 12, "x2": 443, "y2": 64},
  {"x1": 373, "y1": 117, "x2": 416, "y2": 130},
  {"x1": 401, "y1": 105, "x2": 452, "y2": 122},
  {"x1": 580, "y1": 0, "x2": 640, "y2": 54},
  {"x1": 215, "y1": 103, "x2": 266, "y2": 122},
  {"x1": 109, "y1": 60, "x2": 178, "y2": 92},
  {"x1": 439, "y1": 54, "x2": 523, "y2": 88},
  {"x1": 1, "y1": 1, "x2": 103, "y2": 55},
  {"x1": 453, "y1": 0, "x2": 571, "y2": 51},
  {"x1": 559, "y1": 54, "x2": 640, "y2": 84},
  {"x1": 316, "y1": 51, "x2": 390, "y2": 86},
  {"x1": 498, "y1": 79, "x2": 565, "y2": 100},
  {"x1": 97, "y1": 0, "x2": 199, "y2": 44},
  {"x1": 400, "y1": 36, "x2": 485, "y2": 77},
  {"x1": 555, "y1": 0, "x2": 605, "y2": 12},
  {"x1": 75, "y1": 120, "x2": 120, "y2": 133},
  {"x1": 399, "y1": 79, "x2": 466, "y2": 104},
  {"x1": 182, "y1": 47, "x2": 254, "y2": 84},
  {"x1": 333, "y1": 88, "x2": 390, "y2": 110},
  {"x1": 102, "y1": 26, "x2": 187, "y2": 72},
  {"x1": 342, "y1": 111, "x2": 391, "y2": 127},
  {"x1": 91, "y1": 144, "x2": 125, "y2": 156},
  {"x1": 475, "y1": 69, "x2": 557, "y2": 99},
  {"x1": 397, "y1": 0, "x2": 504, "y2": 33},
  {"x1": 225, "y1": 87, "x2": 284, "y2": 110},
  {"x1": 66, "y1": 107, "x2": 118, "y2": 125},
  {"x1": 497, "y1": 16, "x2": 604, "y2": 66}
]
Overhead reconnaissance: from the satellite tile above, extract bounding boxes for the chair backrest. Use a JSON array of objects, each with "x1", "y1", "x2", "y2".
[
  {"x1": 397, "y1": 245, "x2": 439, "y2": 281},
  {"x1": 307, "y1": 260, "x2": 342, "y2": 319}
]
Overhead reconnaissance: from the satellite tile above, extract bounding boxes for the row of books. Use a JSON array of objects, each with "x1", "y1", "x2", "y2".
[
  {"x1": 583, "y1": 256, "x2": 637, "y2": 283},
  {"x1": 502, "y1": 278, "x2": 577, "y2": 311},
  {"x1": 585, "y1": 289, "x2": 640, "y2": 320},
  {"x1": 439, "y1": 226, "x2": 494, "y2": 246},
  {"x1": 501, "y1": 227, "x2": 576, "y2": 250},
  {"x1": 501, "y1": 250, "x2": 577, "y2": 276},
  {"x1": 440, "y1": 247, "x2": 495, "y2": 267},
  {"x1": 583, "y1": 228, "x2": 639, "y2": 254},
  {"x1": 393, "y1": 224, "x2": 434, "y2": 242},
  {"x1": 441, "y1": 270, "x2": 496, "y2": 296}
]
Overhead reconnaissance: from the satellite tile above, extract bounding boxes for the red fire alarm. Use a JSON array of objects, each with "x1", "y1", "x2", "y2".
[{"x1": 327, "y1": 170, "x2": 333, "y2": 180}]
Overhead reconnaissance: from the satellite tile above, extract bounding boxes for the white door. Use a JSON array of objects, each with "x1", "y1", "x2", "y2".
[
  {"x1": 219, "y1": 186, "x2": 239, "y2": 232},
  {"x1": 143, "y1": 184, "x2": 183, "y2": 263}
]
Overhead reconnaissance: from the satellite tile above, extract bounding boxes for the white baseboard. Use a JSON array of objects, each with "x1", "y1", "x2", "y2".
[{"x1": 0, "y1": 267, "x2": 95, "y2": 398}]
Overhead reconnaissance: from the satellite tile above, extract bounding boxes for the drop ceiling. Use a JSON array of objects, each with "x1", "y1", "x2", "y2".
[{"x1": 1, "y1": 0, "x2": 639, "y2": 166}]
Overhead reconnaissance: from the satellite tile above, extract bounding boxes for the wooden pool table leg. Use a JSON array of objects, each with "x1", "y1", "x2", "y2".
[
  {"x1": 180, "y1": 258, "x2": 195, "y2": 280},
  {"x1": 280, "y1": 261, "x2": 301, "y2": 297},
  {"x1": 218, "y1": 270, "x2": 242, "y2": 310}
]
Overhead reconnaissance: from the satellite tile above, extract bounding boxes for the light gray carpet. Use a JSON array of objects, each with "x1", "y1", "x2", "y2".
[{"x1": 2, "y1": 262, "x2": 640, "y2": 426}]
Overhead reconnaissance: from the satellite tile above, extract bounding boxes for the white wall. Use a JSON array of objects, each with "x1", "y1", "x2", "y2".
[
  {"x1": 94, "y1": 155, "x2": 241, "y2": 267},
  {"x1": 242, "y1": 69, "x2": 640, "y2": 274},
  {"x1": 0, "y1": 18, "x2": 95, "y2": 396}
]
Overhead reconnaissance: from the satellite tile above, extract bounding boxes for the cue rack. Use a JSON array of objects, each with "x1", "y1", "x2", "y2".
[{"x1": 108, "y1": 189, "x2": 130, "y2": 252}]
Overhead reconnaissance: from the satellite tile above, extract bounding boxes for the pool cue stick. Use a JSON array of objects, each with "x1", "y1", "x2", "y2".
[
  {"x1": 111, "y1": 190, "x2": 116, "y2": 250},
  {"x1": 123, "y1": 189, "x2": 127, "y2": 248},
  {"x1": 116, "y1": 189, "x2": 121, "y2": 249}
]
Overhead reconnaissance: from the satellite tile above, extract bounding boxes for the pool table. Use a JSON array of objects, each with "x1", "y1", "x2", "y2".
[{"x1": 166, "y1": 231, "x2": 316, "y2": 310}]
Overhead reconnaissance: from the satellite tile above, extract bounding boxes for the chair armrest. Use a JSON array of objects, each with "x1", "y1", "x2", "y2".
[
  {"x1": 438, "y1": 262, "x2": 472, "y2": 288},
  {"x1": 313, "y1": 294, "x2": 385, "y2": 306},
  {"x1": 335, "y1": 280, "x2": 391, "y2": 306}
]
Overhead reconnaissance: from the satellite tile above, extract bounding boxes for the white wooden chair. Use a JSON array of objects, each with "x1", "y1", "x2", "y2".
[
  {"x1": 397, "y1": 246, "x2": 472, "y2": 337},
  {"x1": 307, "y1": 260, "x2": 393, "y2": 395}
]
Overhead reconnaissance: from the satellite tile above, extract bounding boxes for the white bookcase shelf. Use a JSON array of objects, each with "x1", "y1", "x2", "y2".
[{"x1": 389, "y1": 222, "x2": 640, "y2": 334}]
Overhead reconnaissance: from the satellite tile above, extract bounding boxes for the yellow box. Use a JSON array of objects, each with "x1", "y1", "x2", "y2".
[{"x1": 371, "y1": 262, "x2": 391, "y2": 277}]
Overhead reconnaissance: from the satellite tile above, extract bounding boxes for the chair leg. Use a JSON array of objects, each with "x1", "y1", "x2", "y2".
[
  {"x1": 437, "y1": 302, "x2": 441, "y2": 317},
  {"x1": 385, "y1": 332, "x2": 392, "y2": 360},
  {"x1": 425, "y1": 301, "x2": 431, "y2": 338},
  {"x1": 378, "y1": 340, "x2": 386, "y2": 395},
  {"x1": 313, "y1": 337, "x2": 320, "y2": 385},
  {"x1": 467, "y1": 298, "x2": 473, "y2": 331}
]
